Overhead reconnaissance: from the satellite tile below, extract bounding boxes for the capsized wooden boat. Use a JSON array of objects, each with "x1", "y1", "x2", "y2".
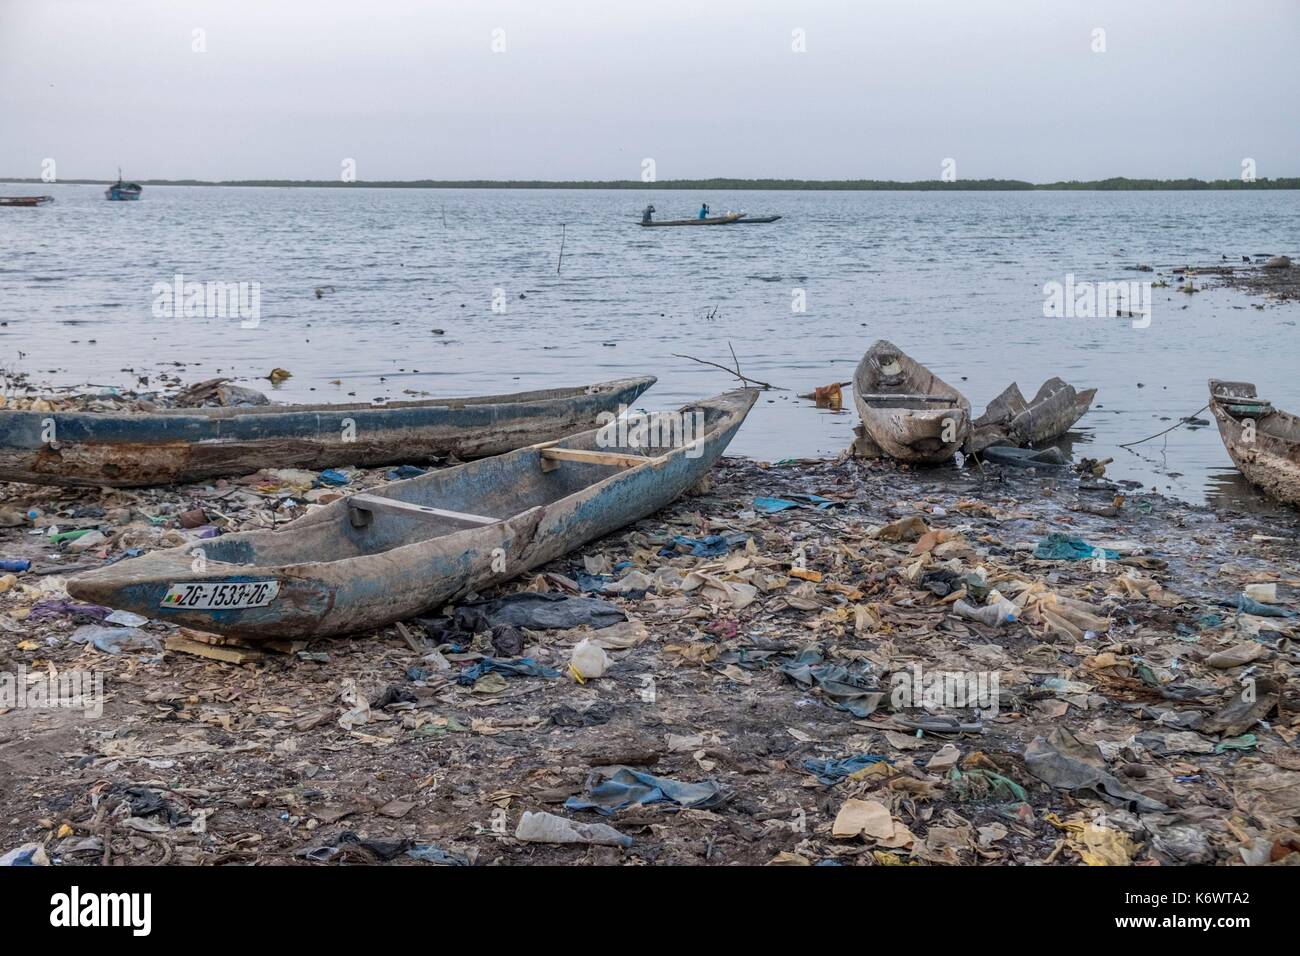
[
  {"x1": 640, "y1": 213, "x2": 745, "y2": 226},
  {"x1": 0, "y1": 377, "x2": 656, "y2": 488},
  {"x1": 851, "y1": 341, "x2": 970, "y2": 465},
  {"x1": 1208, "y1": 379, "x2": 1300, "y2": 506},
  {"x1": 67, "y1": 388, "x2": 758, "y2": 639},
  {"x1": 965, "y1": 378, "x2": 1097, "y2": 454},
  {"x1": 0, "y1": 196, "x2": 54, "y2": 207}
]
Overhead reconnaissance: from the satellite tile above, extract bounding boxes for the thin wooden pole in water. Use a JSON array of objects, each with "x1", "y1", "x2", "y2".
[{"x1": 557, "y1": 223, "x2": 566, "y2": 274}]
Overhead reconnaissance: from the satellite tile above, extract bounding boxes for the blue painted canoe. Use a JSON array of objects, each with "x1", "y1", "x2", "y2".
[
  {"x1": 0, "y1": 377, "x2": 655, "y2": 487},
  {"x1": 67, "y1": 388, "x2": 758, "y2": 640}
]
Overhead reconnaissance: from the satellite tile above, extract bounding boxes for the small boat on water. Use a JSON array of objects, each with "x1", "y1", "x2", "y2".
[
  {"x1": 965, "y1": 378, "x2": 1097, "y2": 454},
  {"x1": 852, "y1": 340, "x2": 970, "y2": 465},
  {"x1": 67, "y1": 388, "x2": 758, "y2": 639},
  {"x1": 1208, "y1": 379, "x2": 1300, "y2": 506},
  {"x1": 731, "y1": 215, "x2": 782, "y2": 224},
  {"x1": 641, "y1": 212, "x2": 746, "y2": 227},
  {"x1": 0, "y1": 377, "x2": 656, "y2": 488},
  {"x1": 0, "y1": 196, "x2": 54, "y2": 207},
  {"x1": 106, "y1": 170, "x2": 143, "y2": 201}
]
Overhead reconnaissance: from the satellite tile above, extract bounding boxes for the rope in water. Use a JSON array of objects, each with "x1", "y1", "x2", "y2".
[{"x1": 1118, "y1": 402, "x2": 1210, "y2": 448}]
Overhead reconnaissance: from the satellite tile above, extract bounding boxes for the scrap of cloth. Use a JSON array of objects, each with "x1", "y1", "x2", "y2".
[
  {"x1": 778, "y1": 645, "x2": 884, "y2": 718},
  {"x1": 1033, "y1": 534, "x2": 1119, "y2": 562},
  {"x1": 803, "y1": 753, "x2": 891, "y2": 784},
  {"x1": 753, "y1": 494, "x2": 837, "y2": 513},
  {"x1": 564, "y1": 766, "x2": 728, "y2": 815},
  {"x1": 455, "y1": 657, "x2": 560, "y2": 685}
]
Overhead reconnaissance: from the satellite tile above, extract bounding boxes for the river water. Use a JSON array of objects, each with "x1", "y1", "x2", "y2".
[{"x1": 1, "y1": 184, "x2": 1297, "y2": 507}]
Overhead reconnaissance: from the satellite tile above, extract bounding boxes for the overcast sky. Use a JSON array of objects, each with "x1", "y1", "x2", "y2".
[{"x1": 2, "y1": 0, "x2": 1296, "y2": 182}]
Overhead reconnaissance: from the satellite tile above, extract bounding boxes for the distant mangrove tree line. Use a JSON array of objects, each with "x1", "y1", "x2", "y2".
[{"x1": 6, "y1": 176, "x2": 1299, "y2": 190}]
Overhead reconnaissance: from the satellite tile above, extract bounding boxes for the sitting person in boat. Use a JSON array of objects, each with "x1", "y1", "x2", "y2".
[
  {"x1": 697, "y1": 202, "x2": 711, "y2": 220},
  {"x1": 641, "y1": 204, "x2": 655, "y2": 224}
]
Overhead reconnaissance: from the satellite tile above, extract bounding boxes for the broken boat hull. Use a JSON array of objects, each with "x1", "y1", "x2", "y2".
[
  {"x1": 965, "y1": 378, "x2": 1096, "y2": 454},
  {"x1": 0, "y1": 377, "x2": 656, "y2": 488}
]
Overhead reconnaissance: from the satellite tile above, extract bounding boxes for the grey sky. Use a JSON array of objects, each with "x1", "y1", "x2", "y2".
[{"x1": 2, "y1": 0, "x2": 1296, "y2": 182}]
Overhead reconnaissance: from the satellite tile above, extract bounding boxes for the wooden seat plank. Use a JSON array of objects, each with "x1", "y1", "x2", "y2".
[{"x1": 347, "y1": 493, "x2": 498, "y2": 527}]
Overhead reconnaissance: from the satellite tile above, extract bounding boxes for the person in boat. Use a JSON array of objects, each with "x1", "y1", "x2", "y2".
[
  {"x1": 698, "y1": 202, "x2": 711, "y2": 220},
  {"x1": 641, "y1": 204, "x2": 655, "y2": 224}
]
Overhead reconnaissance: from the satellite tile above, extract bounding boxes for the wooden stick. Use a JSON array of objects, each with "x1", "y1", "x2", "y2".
[
  {"x1": 671, "y1": 350, "x2": 785, "y2": 391},
  {"x1": 557, "y1": 223, "x2": 566, "y2": 274}
]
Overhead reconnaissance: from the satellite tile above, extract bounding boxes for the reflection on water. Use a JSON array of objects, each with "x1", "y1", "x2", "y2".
[
  {"x1": 1, "y1": 183, "x2": 1298, "y2": 512},
  {"x1": 1204, "y1": 468, "x2": 1297, "y2": 515}
]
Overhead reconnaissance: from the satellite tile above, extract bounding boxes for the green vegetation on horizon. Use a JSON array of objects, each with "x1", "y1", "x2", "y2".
[{"x1": 5, "y1": 176, "x2": 1299, "y2": 190}]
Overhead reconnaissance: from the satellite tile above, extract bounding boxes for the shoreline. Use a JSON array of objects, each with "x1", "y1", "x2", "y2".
[{"x1": 0, "y1": 443, "x2": 1297, "y2": 866}]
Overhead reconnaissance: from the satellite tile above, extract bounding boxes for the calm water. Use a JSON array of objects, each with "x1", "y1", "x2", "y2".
[{"x1": 1, "y1": 184, "x2": 1298, "y2": 507}]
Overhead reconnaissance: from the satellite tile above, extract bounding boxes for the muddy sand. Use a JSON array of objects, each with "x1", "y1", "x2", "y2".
[{"x1": 1, "y1": 449, "x2": 1298, "y2": 867}]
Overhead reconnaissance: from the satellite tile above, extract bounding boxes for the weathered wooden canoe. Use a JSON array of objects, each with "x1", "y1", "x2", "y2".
[
  {"x1": 0, "y1": 196, "x2": 54, "y2": 207},
  {"x1": 731, "y1": 215, "x2": 782, "y2": 224},
  {"x1": 641, "y1": 213, "x2": 745, "y2": 226},
  {"x1": 0, "y1": 377, "x2": 656, "y2": 488},
  {"x1": 851, "y1": 341, "x2": 970, "y2": 465},
  {"x1": 67, "y1": 388, "x2": 758, "y2": 639},
  {"x1": 965, "y1": 378, "x2": 1097, "y2": 454},
  {"x1": 1208, "y1": 379, "x2": 1300, "y2": 506}
]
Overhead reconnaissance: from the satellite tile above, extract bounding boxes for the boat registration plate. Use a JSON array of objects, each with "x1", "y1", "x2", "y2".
[{"x1": 161, "y1": 581, "x2": 280, "y2": 610}]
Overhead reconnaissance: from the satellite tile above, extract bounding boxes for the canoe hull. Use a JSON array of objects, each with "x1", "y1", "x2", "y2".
[
  {"x1": 0, "y1": 377, "x2": 655, "y2": 487},
  {"x1": 1209, "y1": 379, "x2": 1300, "y2": 507},
  {"x1": 852, "y1": 340, "x2": 970, "y2": 465},
  {"x1": 0, "y1": 196, "x2": 54, "y2": 207},
  {"x1": 67, "y1": 389, "x2": 758, "y2": 639},
  {"x1": 966, "y1": 378, "x2": 1096, "y2": 454},
  {"x1": 640, "y1": 214, "x2": 744, "y2": 226}
]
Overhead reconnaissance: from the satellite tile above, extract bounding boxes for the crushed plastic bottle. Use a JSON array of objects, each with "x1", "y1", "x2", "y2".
[{"x1": 514, "y1": 810, "x2": 632, "y2": 848}]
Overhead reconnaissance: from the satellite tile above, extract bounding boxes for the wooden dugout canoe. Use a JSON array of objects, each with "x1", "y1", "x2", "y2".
[
  {"x1": 0, "y1": 377, "x2": 656, "y2": 488},
  {"x1": 67, "y1": 388, "x2": 758, "y2": 639},
  {"x1": 965, "y1": 377, "x2": 1097, "y2": 454},
  {"x1": 640, "y1": 213, "x2": 745, "y2": 226},
  {"x1": 1208, "y1": 379, "x2": 1300, "y2": 507},
  {"x1": 0, "y1": 196, "x2": 55, "y2": 207},
  {"x1": 851, "y1": 341, "x2": 970, "y2": 465}
]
